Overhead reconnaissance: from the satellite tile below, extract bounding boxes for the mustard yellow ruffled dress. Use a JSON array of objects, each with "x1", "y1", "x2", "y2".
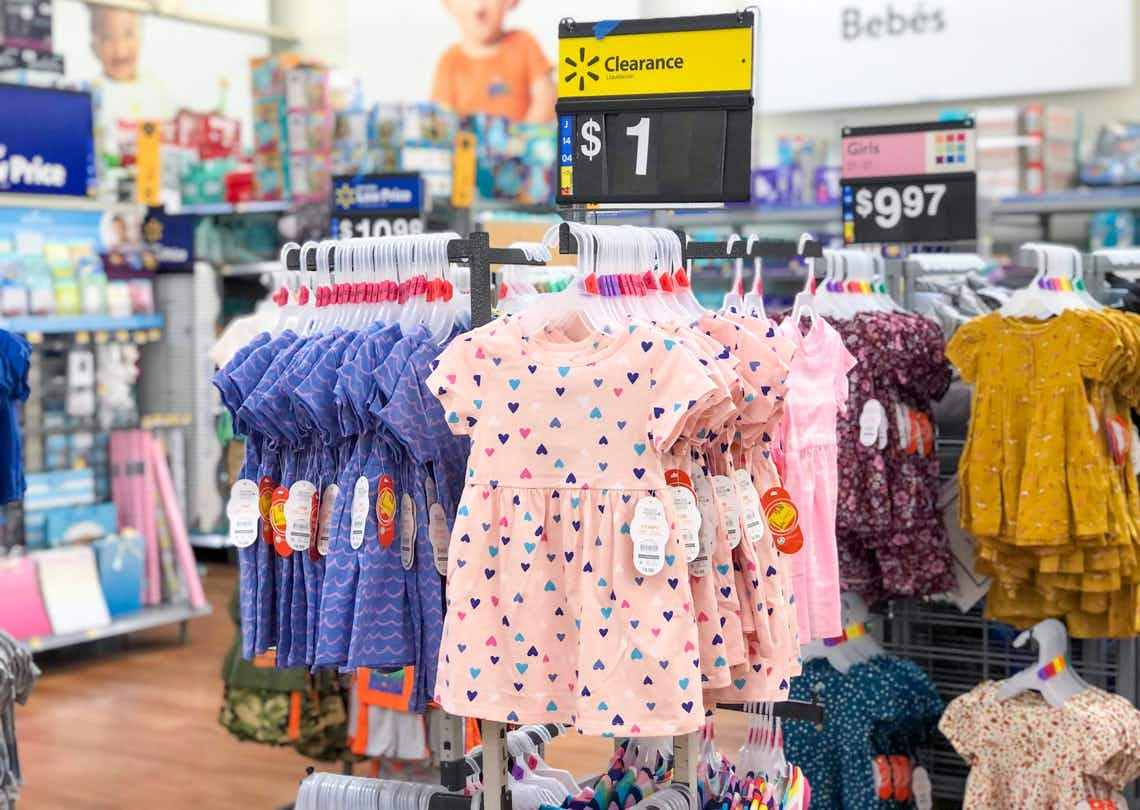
[{"x1": 947, "y1": 309, "x2": 1140, "y2": 637}]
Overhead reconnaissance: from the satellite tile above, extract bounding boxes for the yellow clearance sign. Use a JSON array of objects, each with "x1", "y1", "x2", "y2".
[{"x1": 558, "y1": 26, "x2": 752, "y2": 98}]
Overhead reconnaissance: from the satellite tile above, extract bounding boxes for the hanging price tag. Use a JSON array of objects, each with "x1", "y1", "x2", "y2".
[
  {"x1": 259, "y1": 476, "x2": 276, "y2": 545},
  {"x1": 350, "y1": 476, "x2": 369, "y2": 550},
  {"x1": 630, "y1": 496, "x2": 669, "y2": 576},
  {"x1": 711, "y1": 474, "x2": 742, "y2": 549},
  {"x1": 376, "y1": 474, "x2": 397, "y2": 548},
  {"x1": 425, "y1": 476, "x2": 449, "y2": 575},
  {"x1": 733, "y1": 468, "x2": 765, "y2": 543},
  {"x1": 399, "y1": 493, "x2": 416, "y2": 570},
  {"x1": 227, "y1": 478, "x2": 259, "y2": 548},
  {"x1": 760, "y1": 486, "x2": 804, "y2": 554},
  {"x1": 284, "y1": 480, "x2": 317, "y2": 552},
  {"x1": 666, "y1": 468, "x2": 701, "y2": 562},
  {"x1": 270, "y1": 486, "x2": 291, "y2": 557},
  {"x1": 911, "y1": 767, "x2": 932, "y2": 810},
  {"x1": 317, "y1": 484, "x2": 339, "y2": 556},
  {"x1": 690, "y1": 468, "x2": 715, "y2": 577}
]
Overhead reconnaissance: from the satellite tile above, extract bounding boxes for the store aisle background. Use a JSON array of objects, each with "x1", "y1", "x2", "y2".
[{"x1": 14, "y1": 564, "x2": 750, "y2": 808}]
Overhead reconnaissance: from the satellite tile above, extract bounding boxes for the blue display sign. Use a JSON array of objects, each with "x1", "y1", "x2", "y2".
[
  {"x1": 142, "y1": 207, "x2": 196, "y2": 272},
  {"x1": 330, "y1": 172, "x2": 424, "y2": 239},
  {"x1": 0, "y1": 84, "x2": 96, "y2": 198}
]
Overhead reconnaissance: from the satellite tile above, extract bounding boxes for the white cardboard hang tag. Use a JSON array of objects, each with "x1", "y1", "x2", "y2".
[
  {"x1": 911, "y1": 766, "x2": 932, "y2": 810},
  {"x1": 424, "y1": 476, "x2": 449, "y2": 575},
  {"x1": 733, "y1": 468, "x2": 765, "y2": 543},
  {"x1": 317, "y1": 484, "x2": 339, "y2": 555},
  {"x1": 227, "y1": 478, "x2": 259, "y2": 548},
  {"x1": 690, "y1": 469, "x2": 715, "y2": 577},
  {"x1": 350, "y1": 476, "x2": 369, "y2": 550},
  {"x1": 712, "y1": 474, "x2": 742, "y2": 549},
  {"x1": 399, "y1": 493, "x2": 416, "y2": 570},
  {"x1": 630, "y1": 496, "x2": 669, "y2": 576},
  {"x1": 860, "y1": 399, "x2": 885, "y2": 447},
  {"x1": 284, "y1": 480, "x2": 317, "y2": 551},
  {"x1": 668, "y1": 484, "x2": 701, "y2": 563}
]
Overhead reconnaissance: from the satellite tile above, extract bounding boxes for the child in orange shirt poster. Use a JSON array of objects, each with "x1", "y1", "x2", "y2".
[{"x1": 432, "y1": 0, "x2": 556, "y2": 123}]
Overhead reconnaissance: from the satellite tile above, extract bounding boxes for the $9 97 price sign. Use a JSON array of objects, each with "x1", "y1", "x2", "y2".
[{"x1": 840, "y1": 120, "x2": 977, "y2": 245}]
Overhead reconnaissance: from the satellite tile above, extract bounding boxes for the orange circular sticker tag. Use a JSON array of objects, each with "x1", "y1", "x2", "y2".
[
  {"x1": 258, "y1": 476, "x2": 275, "y2": 545},
  {"x1": 270, "y1": 486, "x2": 292, "y2": 558},
  {"x1": 376, "y1": 474, "x2": 397, "y2": 548},
  {"x1": 761, "y1": 486, "x2": 804, "y2": 554}
]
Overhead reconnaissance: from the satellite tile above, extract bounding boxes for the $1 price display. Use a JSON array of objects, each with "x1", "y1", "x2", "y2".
[
  {"x1": 852, "y1": 183, "x2": 946, "y2": 230},
  {"x1": 579, "y1": 116, "x2": 651, "y2": 176}
]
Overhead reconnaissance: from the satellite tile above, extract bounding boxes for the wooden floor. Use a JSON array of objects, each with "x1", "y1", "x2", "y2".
[{"x1": 15, "y1": 563, "x2": 748, "y2": 809}]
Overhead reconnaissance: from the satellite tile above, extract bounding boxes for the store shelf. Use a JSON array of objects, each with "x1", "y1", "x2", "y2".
[
  {"x1": 177, "y1": 200, "x2": 292, "y2": 217},
  {"x1": 0, "y1": 193, "x2": 107, "y2": 212},
  {"x1": 990, "y1": 187, "x2": 1140, "y2": 216},
  {"x1": 20, "y1": 601, "x2": 212, "y2": 653},
  {"x1": 189, "y1": 532, "x2": 231, "y2": 549},
  {"x1": 655, "y1": 204, "x2": 840, "y2": 228},
  {"x1": 221, "y1": 261, "x2": 280, "y2": 278},
  {"x1": 0, "y1": 313, "x2": 164, "y2": 334}
]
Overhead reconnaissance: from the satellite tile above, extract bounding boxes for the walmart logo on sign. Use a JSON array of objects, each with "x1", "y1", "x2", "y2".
[
  {"x1": 0, "y1": 144, "x2": 67, "y2": 190},
  {"x1": 563, "y1": 47, "x2": 600, "y2": 92}
]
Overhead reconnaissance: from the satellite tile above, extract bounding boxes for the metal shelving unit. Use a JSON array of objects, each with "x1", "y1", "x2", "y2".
[
  {"x1": 988, "y1": 186, "x2": 1140, "y2": 241},
  {"x1": 0, "y1": 314, "x2": 164, "y2": 335},
  {"x1": 176, "y1": 199, "x2": 292, "y2": 217},
  {"x1": 21, "y1": 602, "x2": 212, "y2": 652}
]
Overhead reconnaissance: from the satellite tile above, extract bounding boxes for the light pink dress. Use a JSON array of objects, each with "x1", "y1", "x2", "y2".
[{"x1": 777, "y1": 316, "x2": 857, "y2": 641}]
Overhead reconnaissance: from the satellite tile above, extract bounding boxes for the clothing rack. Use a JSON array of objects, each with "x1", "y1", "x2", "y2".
[
  {"x1": 717, "y1": 699, "x2": 826, "y2": 727},
  {"x1": 280, "y1": 231, "x2": 548, "y2": 331},
  {"x1": 279, "y1": 226, "x2": 827, "y2": 810},
  {"x1": 556, "y1": 222, "x2": 825, "y2": 261}
]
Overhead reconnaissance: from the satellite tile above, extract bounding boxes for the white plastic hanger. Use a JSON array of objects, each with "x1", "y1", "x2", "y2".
[
  {"x1": 790, "y1": 233, "x2": 817, "y2": 329},
  {"x1": 1000, "y1": 243, "x2": 1070, "y2": 318},
  {"x1": 721, "y1": 234, "x2": 744, "y2": 314},
  {"x1": 995, "y1": 618, "x2": 1089, "y2": 707},
  {"x1": 742, "y1": 234, "x2": 767, "y2": 319}
]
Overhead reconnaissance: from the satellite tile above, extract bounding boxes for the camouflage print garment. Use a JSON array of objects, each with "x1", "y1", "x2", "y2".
[{"x1": 218, "y1": 675, "x2": 355, "y2": 763}]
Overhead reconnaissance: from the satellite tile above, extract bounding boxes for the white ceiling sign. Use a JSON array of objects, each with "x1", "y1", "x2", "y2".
[{"x1": 757, "y1": 0, "x2": 1133, "y2": 113}]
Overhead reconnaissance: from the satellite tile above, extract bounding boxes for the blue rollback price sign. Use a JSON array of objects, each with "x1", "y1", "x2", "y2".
[
  {"x1": 330, "y1": 172, "x2": 424, "y2": 239},
  {"x1": 0, "y1": 84, "x2": 96, "y2": 198}
]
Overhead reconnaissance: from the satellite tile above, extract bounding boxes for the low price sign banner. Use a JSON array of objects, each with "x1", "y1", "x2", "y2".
[
  {"x1": 840, "y1": 119, "x2": 977, "y2": 245},
  {"x1": 0, "y1": 85, "x2": 96, "y2": 198}
]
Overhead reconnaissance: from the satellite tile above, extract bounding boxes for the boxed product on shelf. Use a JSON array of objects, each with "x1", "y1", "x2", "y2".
[
  {"x1": 2, "y1": 0, "x2": 51, "y2": 52},
  {"x1": 1081, "y1": 123, "x2": 1140, "y2": 186},
  {"x1": 41, "y1": 502, "x2": 117, "y2": 548},
  {"x1": 93, "y1": 531, "x2": 144, "y2": 617},
  {"x1": 751, "y1": 166, "x2": 802, "y2": 208},
  {"x1": 24, "y1": 468, "x2": 96, "y2": 511},
  {"x1": 33, "y1": 545, "x2": 111, "y2": 636},
  {"x1": 0, "y1": 554, "x2": 52, "y2": 641},
  {"x1": 472, "y1": 114, "x2": 555, "y2": 206},
  {"x1": 250, "y1": 53, "x2": 331, "y2": 203}
]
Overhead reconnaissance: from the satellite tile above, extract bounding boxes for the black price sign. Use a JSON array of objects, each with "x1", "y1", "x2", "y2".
[
  {"x1": 556, "y1": 13, "x2": 754, "y2": 206},
  {"x1": 840, "y1": 120, "x2": 977, "y2": 244},
  {"x1": 330, "y1": 172, "x2": 424, "y2": 239}
]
